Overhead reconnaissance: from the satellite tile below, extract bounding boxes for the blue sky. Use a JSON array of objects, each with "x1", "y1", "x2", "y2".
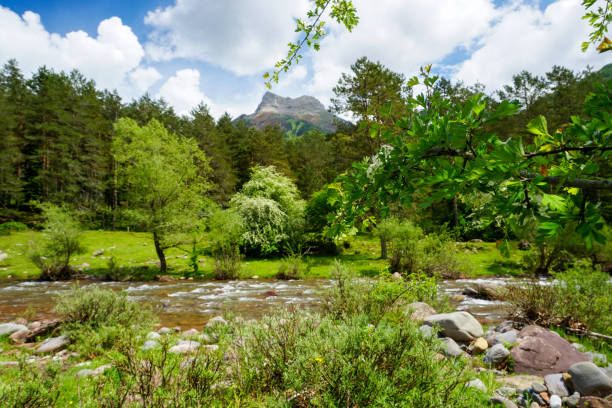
[{"x1": 0, "y1": 0, "x2": 607, "y2": 118}]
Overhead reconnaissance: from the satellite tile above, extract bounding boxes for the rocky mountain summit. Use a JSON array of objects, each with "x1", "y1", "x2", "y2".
[{"x1": 234, "y1": 92, "x2": 342, "y2": 137}]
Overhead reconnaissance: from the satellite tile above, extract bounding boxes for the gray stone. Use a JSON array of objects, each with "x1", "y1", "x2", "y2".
[
  {"x1": 146, "y1": 331, "x2": 161, "y2": 340},
  {"x1": 198, "y1": 333, "x2": 218, "y2": 344},
  {"x1": 565, "y1": 392, "x2": 580, "y2": 407},
  {"x1": 441, "y1": 337, "x2": 463, "y2": 357},
  {"x1": 419, "y1": 325, "x2": 434, "y2": 338},
  {"x1": 494, "y1": 330, "x2": 518, "y2": 346},
  {"x1": 76, "y1": 369, "x2": 94, "y2": 377},
  {"x1": 531, "y1": 381, "x2": 547, "y2": 393},
  {"x1": 495, "y1": 321, "x2": 515, "y2": 333},
  {"x1": 544, "y1": 373, "x2": 570, "y2": 397},
  {"x1": 529, "y1": 402, "x2": 540, "y2": 408},
  {"x1": 206, "y1": 316, "x2": 228, "y2": 327},
  {"x1": 406, "y1": 302, "x2": 436, "y2": 321},
  {"x1": 495, "y1": 387, "x2": 517, "y2": 398},
  {"x1": 93, "y1": 249, "x2": 104, "y2": 256},
  {"x1": 76, "y1": 364, "x2": 111, "y2": 378},
  {"x1": 182, "y1": 328, "x2": 199, "y2": 337},
  {"x1": 169, "y1": 340, "x2": 200, "y2": 354},
  {"x1": 549, "y1": 394, "x2": 562, "y2": 408},
  {"x1": 568, "y1": 361, "x2": 612, "y2": 397},
  {"x1": 490, "y1": 395, "x2": 518, "y2": 408},
  {"x1": 484, "y1": 343, "x2": 510, "y2": 366},
  {"x1": 157, "y1": 327, "x2": 172, "y2": 335},
  {"x1": 466, "y1": 378, "x2": 487, "y2": 392},
  {"x1": 35, "y1": 335, "x2": 70, "y2": 354},
  {"x1": 423, "y1": 311, "x2": 483, "y2": 342},
  {"x1": 0, "y1": 323, "x2": 28, "y2": 337},
  {"x1": 141, "y1": 340, "x2": 159, "y2": 351}
]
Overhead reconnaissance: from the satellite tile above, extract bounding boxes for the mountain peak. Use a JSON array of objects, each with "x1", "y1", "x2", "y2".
[{"x1": 234, "y1": 92, "x2": 341, "y2": 137}]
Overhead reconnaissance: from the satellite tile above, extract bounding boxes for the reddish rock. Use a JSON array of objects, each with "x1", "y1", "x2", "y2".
[
  {"x1": 577, "y1": 397, "x2": 612, "y2": 408},
  {"x1": 261, "y1": 290, "x2": 278, "y2": 298},
  {"x1": 510, "y1": 325, "x2": 588, "y2": 375}
]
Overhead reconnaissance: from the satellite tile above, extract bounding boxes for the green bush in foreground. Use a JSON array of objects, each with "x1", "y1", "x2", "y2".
[{"x1": 505, "y1": 265, "x2": 612, "y2": 334}]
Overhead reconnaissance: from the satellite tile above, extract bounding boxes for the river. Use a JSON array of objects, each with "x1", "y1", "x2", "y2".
[{"x1": 0, "y1": 277, "x2": 520, "y2": 328}]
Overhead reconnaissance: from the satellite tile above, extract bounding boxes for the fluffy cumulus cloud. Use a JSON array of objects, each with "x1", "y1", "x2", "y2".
[
  {"x1": 128, "y1": 67, "x2": 163, "y2": 93},
  {"x1": 304, "y1": 0, "x2": 498, "y2": 102},
  {"x1": 452, "y1": 0, "x2": 604, "y2": 91},
  {"x1": 144, "y1": 0, "x2": 310, "y2": 75},
  {"x1": 156, "y1": 68, "x2": 211, "y2": 115},
  {"x1": 0, "y1": 7, "x2": 144, "y2": 91}
]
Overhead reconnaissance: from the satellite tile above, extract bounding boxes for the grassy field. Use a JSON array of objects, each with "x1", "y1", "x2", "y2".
[{"x1": 0, "y1": 230, "x2": 525, "y2": 280}]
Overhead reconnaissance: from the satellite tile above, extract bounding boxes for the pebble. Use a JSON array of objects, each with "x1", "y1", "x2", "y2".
[
  {"x1": 466, "y1": 378, "x2": 487, "y2": 392},
  {"x1": 549, "y1": 394, "x2": 562, "y2": 408},
  {"x1": 484, "y1": 343, "x2": 509, "y2": 366}
]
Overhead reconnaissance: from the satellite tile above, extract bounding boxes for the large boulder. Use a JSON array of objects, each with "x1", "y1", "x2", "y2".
[
  {"x1": 568, "y1": 362, "x2": 612, "y2": 397},
  {"x1": 423, "y1": 311, "x2": 483, "y2": 342},
  {"x1": 0, "y1": 323, "x2": 28, "y2": 337},
  {"x1": 35, "y1": 335, "x2": 70, "y2": 354},
  {"x1": 510, "y1": 325, "x2": 588, "y2": 375},
  {"x1": 406, "y1": 302, "x2": 436, "y2": 321}
]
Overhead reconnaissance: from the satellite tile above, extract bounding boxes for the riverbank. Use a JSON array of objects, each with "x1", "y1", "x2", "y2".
[{"x1": 0, "y1": 230, "x2": 525, "y2": 280}]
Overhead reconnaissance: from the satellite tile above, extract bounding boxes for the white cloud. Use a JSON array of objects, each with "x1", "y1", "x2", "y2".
[
  {"x1": 128, "y1": 67, "x2": 162, "y2": 93},
  {"x1": 0, "y1": 7, "x2": 144, "y2": 91},
  {"x1": 156, "y1": 68, "x2": 211, "y2": 115},
  {"x1": 452, "y1": 0, "x2": 604, "y2": 91},
  {"x1": 144, "y1": 0, "x2": 310, "y2": 75},
  {"x1": 304, "y1": 0, "x2": 499, "y2": 104}
]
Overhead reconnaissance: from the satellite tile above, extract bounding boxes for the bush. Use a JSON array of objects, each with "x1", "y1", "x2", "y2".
[
  {"x1": 105, "y1": 254, "x2": 125, "y2": 281},
  {"x1": 29, "y1": 204, "x2": 84, "y2": 280},
  {"x1": 0, "y1": 362, "x2": 60, "y2": 407},
  {"x1": 0, "y1": 221, "x2": 27, "y2": 235},
  {"x1": 208, "y1": 209, "x2": 244, "y2": 280},
  {"x1": 504, "y1": 265, "x2": 612, "y2": 334},
  {"x1": 56, "y1": 286, "x2": 155, "y2": 330},
  {"x1": 277, "y1": 253, "x2": 310, "y2": 280},
  {"x1": 385, "y1": 220, "x2": 467, "y2": 278},
  {"x1": 231, "y1": 166, "x2": 305, "y2": 256}
]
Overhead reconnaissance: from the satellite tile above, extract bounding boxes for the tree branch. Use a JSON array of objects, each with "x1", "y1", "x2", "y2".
[
  {"x1": 524, "y1": 146, "x2": 612, "y2": 158},
  {"x1": 519, "y1": 171, "x2": 612, "y2": 190}
]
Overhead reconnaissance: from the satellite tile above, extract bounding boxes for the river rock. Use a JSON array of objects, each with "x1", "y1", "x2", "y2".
[
  {"x1": 494, "y1": 330, "x2": 517, "y2": 346},
  {"x1": 423, "y1": 311, "x2": 483, "y2": 342},
  {"x1": 9, "y1": 328, "x2": 30, "y2": 343},
  {"x1": 0, "y1": 323, "x2": 28, "y2": 337},
  {"x1": 93, "y1": 249, "x2": 104, "y2": 256},
  {"x1": 469, "y1": 337, "x2": 488, "y2": 354},
  {"x1": 484, "y1": 343, "x2": 510, "y2": 366},
  {"x1": 77, "y1": 364, "x2": 111, "y2": 378},
  {"x1": 568, "y1": 362, "x2": 612, "y2": 397},
  {"x1": 182, "y1": 328, "x2": 199, "y2": 337},
  {"x1": 146, "y1": 331, "x2": 161, "y2": 340},
  {"x1": 407, "y1": 302, "x2": 436, "y2": 321},
  {"x1": 158, "y1": 327, "x2": 172, "y2": 335},
  {"x1": 511, "y1": 325, "x2": 588, "y2": 375},
  {"x1": 206, "y1": 316, "x2": 228, "y2": 327},
  {"x1": 544, "y1": 373, "x2": 570, "y2": 397},
  {"x1": 490, "y1": 395, "x2": 518, "y2": 408},
  {"x1": 577, "y1": 397, "x2": 612, "y2": 408},
  {"x1": 198, "y1": 333, "x2": 218, "y2": 344},
  {"x1": 441, "y1": 337, "x2": 463, "y2": 357},
  {"x1": 466, "y1": 378, "x2": 487, "y2": 392},
  {"x1": 169, "y1": 340, "x2": 200, "y2": 354},
  {"x1": 549, "y1": 394, "x2": 562, "y2": 408},
  {"x1": 141, "y1": 340, "x2": 159, "y2": 351},
  {"x1": 531, "y1": 381, "x2": 547, "y2": 393},
  {"x1": 35, "y1": 335, "x2": 70, "y2": 354},
  {"x1": 565, "y1": 392, "x2": 581, "y2": 407}
]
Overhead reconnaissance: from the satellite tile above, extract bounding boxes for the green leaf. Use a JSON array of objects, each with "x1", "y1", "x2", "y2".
[{"x1": 526, "y1": 115, "x2": 550, "y2": 138}]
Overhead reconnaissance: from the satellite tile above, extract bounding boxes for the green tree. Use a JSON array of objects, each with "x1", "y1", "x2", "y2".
[
  {"x1": 231, "y1": 166, "x2": 304, "y2": 256},
  {"x1": 112, "y1": 118, "x2": 211, "y2": 273},
  {"x1": 329, "y1": 69, "x2": 611, "y2": 250},
  {"x1": 331, "y1": 57, "x2": 408, "y2": 155}
]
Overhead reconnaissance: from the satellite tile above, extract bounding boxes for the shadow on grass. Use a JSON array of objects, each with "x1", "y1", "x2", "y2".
[{"x1": 484, "y1": 260, "x2": 524, "y2": 277}]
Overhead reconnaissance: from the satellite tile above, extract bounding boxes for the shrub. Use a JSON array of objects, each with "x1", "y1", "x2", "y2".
[
  {"x1": 0, "y1": 362, "x2": 60, "y2": 407},
  {"x1": 56, "y1": 286, "x2": 155, "y2": 330},
  {"x1": 231, "y1": 166, "x2": 305, "y2": 256},
  {"x1": 0, "y1": 221, "x2": 27, "y2": 235},
  {"x1": 105, "y1": 254, "x2": 125, "y2": 281},
  {"x1": 29, "y1": 204, "x2": 85, "y2": 280},
  {"x1": 277, "y1": 253, "x2": 310, "y2": 280},
  {"x1": 208, "y1": 209, "x2": 244, "y2": 280},
  {"x1": 385, "y1": 220, "x2": 467, "y2": 278},
  {"x1": 504, "y1": 265, "x2": 612, "y2": 334}
]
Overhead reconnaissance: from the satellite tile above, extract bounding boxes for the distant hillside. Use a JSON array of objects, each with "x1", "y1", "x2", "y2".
[
  {"x1": 600, "y1": 63, "x2": 612, "y2": 81},
  {"x1": 234, "y1": 92, "x2": 343, "y2": 137}
]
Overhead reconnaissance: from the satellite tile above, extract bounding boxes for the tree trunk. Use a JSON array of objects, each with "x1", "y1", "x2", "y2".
[
  {"x1": 452, "y1": 195, "x2": 459, "y2": 228},
  {"x1": 153, "y1": 232, "x2": 167, "y2": 274},
  {"x1": 380, "y1": 237, "x2": 388, "y2": 260}
]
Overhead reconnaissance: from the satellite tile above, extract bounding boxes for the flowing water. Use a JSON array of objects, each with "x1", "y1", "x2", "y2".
[{"x1": 0, "y1": 277, "x2": 527, "y2": 329}]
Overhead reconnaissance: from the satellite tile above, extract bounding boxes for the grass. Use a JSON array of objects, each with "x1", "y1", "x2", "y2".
[{"x1": 0, "y1": 230, "x2": 525, "y2": 280}]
